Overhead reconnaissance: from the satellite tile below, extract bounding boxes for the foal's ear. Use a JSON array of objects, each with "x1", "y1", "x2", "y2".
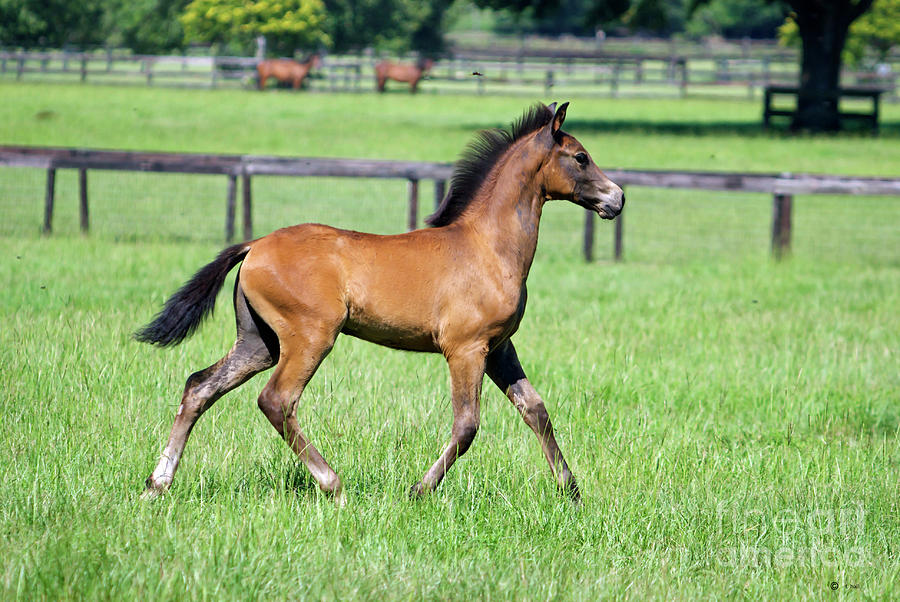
[{"x1": 551, "y1": 101, "x2": 569, "y2": 136}]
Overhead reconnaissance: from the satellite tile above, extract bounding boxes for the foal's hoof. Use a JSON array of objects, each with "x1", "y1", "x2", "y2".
[
  {"x1": 140, "y1": 477, "x2": 168, "y2": 501},
  {"x1": 140, "y1": 487, "x2": 165, "y2": 501},
  {"x1": 408, "y1": 482, "x2": 429, "y2": 498},
  {"x1": 565, "y1": 482, "x2": 582, "y2": 507}
]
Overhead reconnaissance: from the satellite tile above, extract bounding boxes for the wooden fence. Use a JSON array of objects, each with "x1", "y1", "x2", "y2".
[
  {"x1": 2, "y1": 145, "x2": 899, "y2": 261},
  {"x1": 2, "y1": 49, "x2": 896, "y2": 101}
]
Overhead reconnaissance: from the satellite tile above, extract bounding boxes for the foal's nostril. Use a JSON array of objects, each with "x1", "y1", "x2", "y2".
[{"x1": 620, "y1": 193, "x2": 626, "y2": 208}]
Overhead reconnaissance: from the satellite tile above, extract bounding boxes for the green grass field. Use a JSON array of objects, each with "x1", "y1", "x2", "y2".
[{"x1": 1, "y1": 83, "x2": 898, "y2": 599}]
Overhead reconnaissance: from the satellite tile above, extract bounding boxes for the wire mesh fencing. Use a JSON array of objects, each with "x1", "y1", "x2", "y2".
[{"x1": 1, "y1": 166, "x2": 897, "y2": 267}]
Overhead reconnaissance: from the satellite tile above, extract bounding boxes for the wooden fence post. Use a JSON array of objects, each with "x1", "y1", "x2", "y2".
[
  {"x1": 242, "y1": 173, "x2": 253, "y2": 241},
  {"x1": 582, "y1": 209, "x2": 595, "y2": 262},
  {"x1": 611, "y1": 61, "x2": 620, "y2": 97},
  {"x1": 872, "y1": 93, "x2": 880, "y2": 134},
  {"x1": 747, "y1": 71, "x2": 754, "y2": 99},
  {"x1": 407, "y1": 179, "x2": 419, "y2": 231},
  {"x1": 225, "y1": 173, "x2": 237, "y2": 243},
  {"x1": 434, "y1": 179, "x2": 446, "y2": 211},
  {"x1": 771, "y1": 193, "x2": 792, "y2": 259},
  {"x1": 78, "y1": 168, "x2": 89, "y2": 233},
  {"x1": 43, "y1": 168, "x2": 56, "y2": 234},
  {"x1": 614, "y1": 206, "x2": 624, "y2": 261}
]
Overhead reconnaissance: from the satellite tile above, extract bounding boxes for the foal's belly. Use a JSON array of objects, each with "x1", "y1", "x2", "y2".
[{"x1": 340, "y1": 319, "x2": 439, "y2": 353}]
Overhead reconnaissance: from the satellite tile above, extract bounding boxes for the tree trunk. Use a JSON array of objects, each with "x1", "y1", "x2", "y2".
[{"x1": 790, "y1": 0, "x2": 875, "y2": 132}]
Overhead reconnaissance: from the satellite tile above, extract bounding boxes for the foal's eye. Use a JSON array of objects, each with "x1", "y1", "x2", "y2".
[{"x1": 574, "y1": 153, "x2": 589, "y2": 167}]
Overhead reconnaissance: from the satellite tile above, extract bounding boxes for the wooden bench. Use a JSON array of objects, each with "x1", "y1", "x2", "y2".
[{"x1": 763, "y1": 85, "x2": 884, "y2": 132}]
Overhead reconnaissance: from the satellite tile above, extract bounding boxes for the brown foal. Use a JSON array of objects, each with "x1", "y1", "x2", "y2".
[
  {"x1": 257, "y1": 55, "x2": 320, "y2": 90},
  {"x1": 137, "y1": 102, "x2": 624, "y2": 504}
]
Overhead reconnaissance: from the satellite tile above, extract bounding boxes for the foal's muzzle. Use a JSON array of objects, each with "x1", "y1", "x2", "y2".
[{"x1": 583, "y1": 183, "x2": 625, "y2": 220}]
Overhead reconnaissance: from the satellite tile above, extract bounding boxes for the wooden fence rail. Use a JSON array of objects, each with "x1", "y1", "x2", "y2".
[
  {"x1": 2, "y1": 145, "x2": 899, "y2": 260},
  {"x1": 2, "y1": 49, "x2": 896, "y2": 101}
]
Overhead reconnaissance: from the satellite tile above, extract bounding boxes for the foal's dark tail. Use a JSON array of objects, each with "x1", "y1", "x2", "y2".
[{"x1": 135, "y1": 243, "x2": 251, "y2": 347}]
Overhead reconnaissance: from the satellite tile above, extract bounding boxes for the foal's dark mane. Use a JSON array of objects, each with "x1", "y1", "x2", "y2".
[{"x1": 426, "y1": 103, "x2": 553, "y2": 227}]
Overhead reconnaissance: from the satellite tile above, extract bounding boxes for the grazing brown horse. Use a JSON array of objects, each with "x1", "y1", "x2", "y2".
[
  {"x1": 375, "y1": 58, "x2": 433, "y2": 93},
  {"x1": 137, "y1": 102, "x2": 624, "y2": 504},
  {"x1": 257, "y1": 54, "x2": 320, "y2": 90}
]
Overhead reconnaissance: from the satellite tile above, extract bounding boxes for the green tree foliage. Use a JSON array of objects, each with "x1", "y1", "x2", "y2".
[
  {"x1": 617, "y1": 0, "x2": 681, "y2": 32},
  {"x1": 457, "y1": 0, "x2": 780, "y2": 37},
  {"x1": 323, "y1": 0, "x2": 452, "y2": 53},
  {"x1": 323, "y1": 0, "x2": 403, "y2": 52},
  {"x1": 470, "y1": 0, "x2": 686, "y2": 36},
  {"x1": 180, "y1": 0, "x2": 330, "y2": 55},
  {"x1": 685, "y1": 0, "x2": 785, "y2": 38},
  {"x1": 580, "y1": 0, "x2": 631, "y2": 26},
  {"x1": 0, "y1": 0, "x2": 106, "y2": 47},
  {"x1": 473, "y1": 0, "x2": 560, "y2": 18},
  {"x1": 849, "y1": 0, "x2": 900, "y2": 63},
  {"x1": 780, "y1": 0, "x2": 900, "y2": 66},
  {"x1": 409, "y1": 0, "x2": 455, "y2": 53},
  {"x1": 104, "y1": 0, "x2": 190, "y2": 54}
]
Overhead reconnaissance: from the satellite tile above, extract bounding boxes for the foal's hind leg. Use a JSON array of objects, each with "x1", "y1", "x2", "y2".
[
  {"x1": 142, "y1": 288, "x2": 275, "y2": 499},
  {"x1": 485, "y1": 340, "x2": 580, "y2": 502},
  {"x1": 255, "y1": 316, "x2": 345, "y2": 504}
]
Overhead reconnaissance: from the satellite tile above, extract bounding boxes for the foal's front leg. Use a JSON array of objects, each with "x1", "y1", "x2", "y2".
[
  {"x1": 486, "y1": 340, "x2": 580, "y2": 502},
  {"x1": 412, "y1": 346, "x2": 487, "y2": 496}
]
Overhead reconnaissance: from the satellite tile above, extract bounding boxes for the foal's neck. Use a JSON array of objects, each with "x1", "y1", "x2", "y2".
[{"x1": 464, "y1": 140, "x2": 547, "y2": 280}]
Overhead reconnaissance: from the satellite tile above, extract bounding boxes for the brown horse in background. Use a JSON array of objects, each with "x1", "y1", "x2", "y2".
[
  {"x1": 257, "y1": 54, "x2": 320, "y2": 90},
  {"x1": 137, "y1": 102, "x2": 624, "y2": 504},
  {"x1": 375, "y1": 58, "x2": 433, "y2": 93}
]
